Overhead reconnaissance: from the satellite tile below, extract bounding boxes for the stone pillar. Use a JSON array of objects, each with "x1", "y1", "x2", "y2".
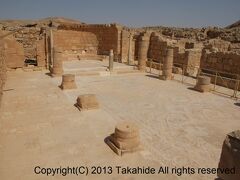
[
  {"x1": 44, "y1": 30, "x2": 49, "y2": 69},
  {"x1": 52, "y1": 47, "x2": 63, "y2": 76},
  {"x1": 60, "y1": 74, "x2": 77, "y2": 90},
  {"x1": 128, "y1": 33, "x2": 134, "y2": 65},
  {"x1": 132, "y1": 39, "x2": 136, "y2": 64},
  {"x1": 184, "y1": 50, "x2": 201, "y2": 76},
  {"x1": 106, "y1": 121, "x2": 141, "y2": 156},
  {"x1": 160, "y1": 48, "x2": 174, "y2": 80},
  {"x1": 194, "y1": 75, "x2": 211, "y2": 92},
  {"x1": 109, "y1": 49, "x2": 114, "y2": 72},
  {"x1": 138, "y1": 35, "x2": 150, "y2": 72},
  {"x1": 50, "y1": 28, "x2": 54, "y2": 66},
  {"x1": 120, "y1": 31, "x2": 125, "y2": 63}
]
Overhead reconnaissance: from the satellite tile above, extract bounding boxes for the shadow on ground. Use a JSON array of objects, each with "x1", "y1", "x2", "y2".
[
  {"x1": 145, "y1": 74, "x2": 159, "y2": 79},
  {"x1": 187, "y1": 87, "x2": 198, "y2": 92},
  {"x1": 45, "y1": 72, "x2": 52, "y2": 77},
  {"x1": 234, "y1": 102, "x2": 240, "y2": 107}
]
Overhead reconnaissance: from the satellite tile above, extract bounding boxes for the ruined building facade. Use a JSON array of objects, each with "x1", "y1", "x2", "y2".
[{"x1": 0, "y1": 18, "x2": 240, "y2": 100}]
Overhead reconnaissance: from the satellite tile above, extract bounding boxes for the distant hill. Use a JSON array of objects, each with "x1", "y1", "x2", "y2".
[
  {"x1": 39, "y1": 17, "x2": 83, "y2": 25},
  {"x1": 0, "y1": 17, "x2": 83, "y2": 28},
  {"x1": 226, "y1": 20, "x2": 240, "y2": 29}
]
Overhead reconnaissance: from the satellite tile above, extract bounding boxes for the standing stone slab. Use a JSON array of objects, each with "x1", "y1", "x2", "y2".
[{"x1": 218, "y1": 130, "x2": 240, "y2": 180}]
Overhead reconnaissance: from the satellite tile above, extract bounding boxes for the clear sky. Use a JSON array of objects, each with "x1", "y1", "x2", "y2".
[{"x1": 0, "y1": 0, "x2": 239, "y2": 28}]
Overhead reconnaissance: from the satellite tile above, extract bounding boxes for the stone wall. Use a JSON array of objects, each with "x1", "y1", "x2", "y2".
[
  {"x1": 229, "y1": 43, "x2": 240, "y2": 53},
  {"x1": 1, "y1": 31, "x2": 25, "y2": 68},
  {"x1": 147, "y1": 33, "x2": 201, "y2": 73},
  {"x1": 200, "y1": 50, "x2": 240, "y2": 92},
  {"x1": 0, "y1": 27, "x2": 47, "y2": 68},
  {"x1": 53, "y1": 30, "x2": 98, "y2": 54},
  {"x1": 52, "y1": 30, "x2": 99, "y2": 61},
  {"x1": 201, "y1": 50, "x2": 240, "y2": 75},
  {"x1": 185, "y1": 42, "x2": 194, "y2": 49},
  {"x1": 204, "y1": 39, "x2": 230, "y2": 52},
  {"x1": 173, "y1": 49, "x2": 185, "y2": 65},
  {"x1": 184, "y1": 49, "x2": 202, "y2": 75},
  {"x1": 148, "y1": 35, "x2": 167, "y2": 63},
  {"x1": 36, "y1": 38, "x2": 46, "y2": 67},
  {"x1": 57, "y1": 24, "x2": 120, "y2": 58},
  {"x1": 146, "y1": 32, "x2": 204, "y2": 76},
  {"x1": 14, "y1": 27, "x2": 42, "y2": 59},
  {"x1": 185, "y1": 49, "x2": 202, "y2": 67},
  {"x1": 119, "y1": 30, "x2": 135, "y2": 63}
]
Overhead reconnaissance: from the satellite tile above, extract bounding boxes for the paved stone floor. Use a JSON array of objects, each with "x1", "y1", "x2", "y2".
[
  {"x1": 0, "y1": 69, "x2": 239, "y2": 180},
  {"x1": 63, "y1": 60, "x2": 135, "y2": 72}
]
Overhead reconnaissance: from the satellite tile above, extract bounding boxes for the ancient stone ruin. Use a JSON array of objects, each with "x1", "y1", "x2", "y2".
[
  {"x1": 60, "y1": 74, "x2": 77, "y2": 90},
  {"x1": 106, "y1": 121, "x2": 140, "y2": 156},
  {"x1": 218, "y1": 130, "x2": 240, "y2": 180},
  {"x1": 52, "y1": 48, "x2": 63, "y2": 76},
  {"x1": 76, "y1": 94, "x2": 100, "y2": 111},
  {"x1": 108, "y1": 49, "x2": 114, "y2": 72},
  {"x1": 160, "y1": 48, "x2": 174, "y2": 80},
  {"x1": 0, "y1": 17, "x2": 239, "y2": 179},
  {"x1": 0, "y1": 18, "x2": 239, "y2": 85},
  {"x1": 194, "y1": 75, "x2": 211, "y2": 92}
]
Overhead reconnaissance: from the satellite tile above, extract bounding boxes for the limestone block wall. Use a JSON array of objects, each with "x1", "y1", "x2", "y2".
[
  {"x1": 204, "y1": 39, "x2": 230, "y2": 52},
  {"x1": 1, "y1": 27, "x2": 47, "y2": 68},
  {"x1": 185, "y1": 49, "x2": 202, "y2": 68},
  {"x1": 185, "y1": 42, "x2": 194, "y2": 49},
  {"x1": 1, "y1": 31, "x2": 25, "y2": 68},
  {"x1": 173, "y1": 49, "x2": 185, "y2": 65},
  {"x1": 185, "y1": 41, "x2": 203, "y2": 50},
  {"x1": 53, "y1": 30, "x2": 98, "y2": 59},
  {"x1": 148, "y1": 35, "x2": 167, "y2": 63},
  {"x1": 148, "y1": 34, "x2": 188, "y2": 66},
  {"x1": 57, "y1": 24, "x2": 120, "y2": 58},
  {"x1": 147, "y1": 33, "x2": 202, "y2": 74},
  {"x1": 13, "y1": 27, "x2": 42, "y2": 59},
  {"x1": 183, "y1": 49, "x2": 202, "y2": 75},
  {"x1": 200, "y1": 51, "x2": 240, "y2": 75},
  {"x1": 228, "y1": 43, "x2": 240, "y2": 54}
]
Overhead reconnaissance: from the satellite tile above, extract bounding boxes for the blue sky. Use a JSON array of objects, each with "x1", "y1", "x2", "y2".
[{"x1": 0, "y1": 0, "x2": 239, "y2": 28}]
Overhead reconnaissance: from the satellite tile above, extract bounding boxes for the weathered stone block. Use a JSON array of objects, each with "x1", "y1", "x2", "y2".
[
  {"x1": 76, "y1": 94, "x2": 99, "y2": 111},
  {"x1": 106, "y1": 121, "x2": 141, "y2": 156},
  {"x1": 60, "y1": 74, "x2": 77, "y2": 90},
  {"x1": 194, "y1": 76, "x2": 211, "y2": 92},
  {"x1": 218, "y1": 130, "x2": 240, "y2": 180}
]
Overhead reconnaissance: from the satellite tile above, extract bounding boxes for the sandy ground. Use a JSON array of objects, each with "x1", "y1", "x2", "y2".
[
  {"x1": 0, "y1": 66, "x2": 239, "y2": 180},
  {"x1": 63, "y1": 60, "x2": 135, "y2": 71},
  {"x1": 63, "y1": 60, "x2": 136, "y2": 75}
]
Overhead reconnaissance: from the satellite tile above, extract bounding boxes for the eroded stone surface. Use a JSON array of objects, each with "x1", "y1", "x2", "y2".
[
  {"x1": 218, "y1": 130, "x2": 240, "y2": 180},
  {"x1": 0, "y1": 71, "x2": 239, "y2": 179}
]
